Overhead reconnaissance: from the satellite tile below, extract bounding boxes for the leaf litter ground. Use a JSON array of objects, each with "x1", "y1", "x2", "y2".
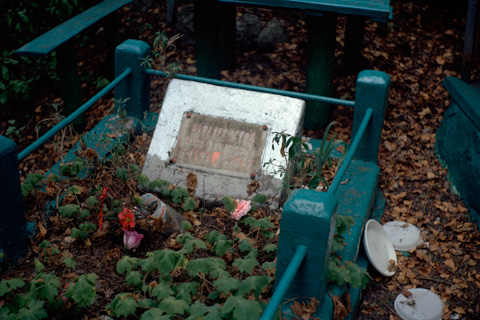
[{"x1": 2, "y1": 0, "x2": 480, "y2": 319}]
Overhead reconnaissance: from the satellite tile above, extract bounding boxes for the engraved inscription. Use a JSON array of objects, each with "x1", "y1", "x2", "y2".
[{"x1": 171, "y1": 113, "x2": 267, "y2": 175}]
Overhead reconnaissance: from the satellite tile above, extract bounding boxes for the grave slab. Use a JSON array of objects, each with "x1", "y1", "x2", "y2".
[{"x1": 142, "y1": 79, "x2": 305, "y2": 205}]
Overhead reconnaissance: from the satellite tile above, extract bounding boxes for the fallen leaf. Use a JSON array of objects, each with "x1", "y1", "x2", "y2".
[
  {"x1": 187, "y1": 172, "x2": 197, "y2": 196},
  {"x1": 402, "y1": 290, "x2": 412, "y2": 297},
  {"x1": 329, "y1": 293, "x2": 348, "y2": 320},
  {"x1": 247, "y1": 180, "x2": 259, "y2": 196}
]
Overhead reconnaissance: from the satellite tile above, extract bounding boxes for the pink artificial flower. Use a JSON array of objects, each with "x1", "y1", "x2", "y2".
[
  {"x1": 123, "y1": 229, "x2": 144, "y2": 250},
  {"x1": 231, "y1": 199, "x2": 251, "y2": 220}
]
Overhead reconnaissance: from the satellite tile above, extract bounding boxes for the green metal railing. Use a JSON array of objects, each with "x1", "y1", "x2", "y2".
[
  {"x1": 260, "y1": 108, "x2": 373, "y2": 320},
  {"x1": 146, "y1": 69, "x2": 356, "y2": 107},
  {"x1": 17, "y1": 68, "x2": 132, "y2": 162}
]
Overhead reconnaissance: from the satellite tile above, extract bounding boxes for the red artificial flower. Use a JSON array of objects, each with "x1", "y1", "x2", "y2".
[
  {"x1": 118, "y1": 207, "x2": 135, "y2": 230},
  {"x1": 98, "y1": 187, "x2": 108, "y2": 230}
]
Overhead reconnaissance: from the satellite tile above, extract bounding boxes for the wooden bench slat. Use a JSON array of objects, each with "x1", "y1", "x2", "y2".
[
  {"x1": 16, "y1": 0, "x2": 133, "y2": 57},
  {"x1": 220, "y1": 0, "x2": 392, "y2": 22}
]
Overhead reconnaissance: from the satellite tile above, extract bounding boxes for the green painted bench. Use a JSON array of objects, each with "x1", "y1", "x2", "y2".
[
  {"x1": 192, "y1": 0, "x2": 392, "y2": 130},
  {"x1": 15, "y1": 0, "x2": 133, "y2": 130},
  {"x1": 436, "y1": 76, "x2": 480, "y2": 225}
]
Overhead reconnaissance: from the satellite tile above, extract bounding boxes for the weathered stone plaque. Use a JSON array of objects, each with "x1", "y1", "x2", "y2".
[
  {"x1": 171, "y1": 113, "x2": 267, "y2": 178},
  {"x1": 142, "y1": 79, "x2": 305, "y2": 206}
]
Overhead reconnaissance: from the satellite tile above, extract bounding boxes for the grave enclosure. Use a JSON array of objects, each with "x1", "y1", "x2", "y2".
[{"x1": 1, "y1": 38, "x2": 391, "y2": 319}]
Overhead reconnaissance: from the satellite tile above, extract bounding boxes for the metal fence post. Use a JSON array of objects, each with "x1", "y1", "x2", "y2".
[
  {"x1": 351, "y1": 70, "x2": 391, "y2": 163},
  {"x1": 0, "y1": 136, "x2": 29, "y2": 263},
  {"x1": 274, "y1": 189, "x2": 337, "y2": 305},
  {"x1": 114, "y1": 39, "x2": 151, "y2": 119}
]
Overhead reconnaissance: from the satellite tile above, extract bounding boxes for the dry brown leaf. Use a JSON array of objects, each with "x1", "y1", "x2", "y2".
[
  {"x1": 187, "y1": 172, "x2": 197, "y2": 196},
  {"x1": 247, "y1": 180, "x2": 259, "y2": 196},
  {"x1": 290, "y1": 298, "x2": 320, "y2": 320},
  {"x1": 329, "y1": 293, "x2": 348, "y2": 320},
  {"x1": 436, "y1": 56, "x2": 446, "y2": 65},
  {"x1": 445, "y1": 259, "x2": 456, "y2": 270},
  {"x1": 37, "y1": 222, "x2": 47, "y2": 241},
  {"x1": 402, "y1": 290, "x2": 412, "y2": 298},
  {"x1": 344, "y1": 290, "x2": 352, "y2": 313}
]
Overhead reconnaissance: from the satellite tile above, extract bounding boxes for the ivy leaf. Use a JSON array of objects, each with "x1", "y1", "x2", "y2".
[
  {"x1": 80, "y1": 222, "x2": 97, "y2": 233},
  {"x1": 71, "y1": 228, "x2": 87, "y2": 240},
  {"x1": 116, "y1": 168, "x2": 129, "y2": 182},
  {"x1": 331, "y1": 234, "x2": 345, "y2": 252},
  {"x1": 16, "y1": 299, "x2": 47, "y2": 320},
  {"x1": 335, "y1": 215, "x2": 355, "y2": 235},
  {"x1": 126, "y1": 271, "x2": 144, "y2": 288},
  {"x1": 233, "y1": 258, "x2": 259, "y2": 274},
  {"x1": 187, "y1": 300, "x2": 210, "y2": 319},
  {"x1": 0, "y1": 278, "x2": 25, "y2": 296},
  {"x1": 108, "y1": 294, "x2": 138, "y2": 318},
  {"x1": 152, "y1": 249, "x2": 181, "y2": 274},
  {"x1": 186, "y1": 257, "x2": 213, "y2": 277},
  {"x1": 176, "y1": 281, "x2": 199, "y2": 301},
  {"x1": 238, "y1": 239, "x2": 253, "y2": 253},
  {"x1": 34, "y1": 259, "x2": 45, "y2": 273},
  {"x1": 262, "y1": 261, "x2": 276, "y2": 271},
  {"x1": 213, "y1": 276, "x2": 240, "y2": 294},
  {"x1": 212, "y1": 239, "x2": 232, "y2": 257},
  {"x1": 327, "y1": 257, "x2": 350, "y2": 287},
  {"x1": 129, "y1": 164, "x2": 139, "y2": 172},
  {"x1": 36, "y1": 272, "x2": 60, "y2": 301},
  {"x1": 86, "y1": 195, "x2": 99, "y2": 207},
  {"x1": 140, "y1": 308, "x2": 171, "y2": 320},
  {"x1": 67, "y1": 185, "x2": 83, "y2": 195},
  {"x1": 183, "y1": 197, "x2": 196, "y2": 211},
  {"x1": 205, "y1": 230, "x2": 223, "y2": 244},
  {"x1": 204, "y1": 303, "x2": 222, "y2": 320},
  {"x1": 117, "y1": 256, "x2": 139, "y2": 274},
  {"x1": 222, "y1": 196, "x2": 237, "y2": 212},
  {"x1": 177, "y1": 233, "x2": 206, "y2": 254},
  {"x1": 346, "y1": 262, "x2": 370, "y2": 289},
  {"x1": 138, "y1": 298, "x2": 157, "y2": 308},
  {"x1": 138, "y1": 174, "x2": 150, "y2": 187},
  {"x1": 238, "y1": 275, "x2": 271, "y2": 299},
  {"x1": 152, "y1": 281, "x2": 174, "y2": 300},
  {"x1": 263, "y1": 244, "x2": 277, "y2": 253},
  {"x1": 171, "y1": 188, "x2": 183, "y2": 204},
  {"x1": 186, "y1": 257, "x2": 226, "y2": 278},
  {"x1": 252, "y1": 193, "x2": 268, "y2": 204},
  {"x1": 221, "y1": 295, "x2": 263, "y2": 320},
  {"x1": 58, "y1": 204, "x2": 79, "y2": 217},
  {"x1": 64, "y1": 273, "x2": 97, "y2": 308},
  {"x1": 159, "y1": 296, "x2": 189, "y2": 315}
]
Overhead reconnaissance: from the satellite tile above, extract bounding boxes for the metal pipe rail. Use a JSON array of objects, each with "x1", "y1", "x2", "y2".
[
  {"x1": 146, "y1": 69, "x2": 356, "y2": 107},
  {"x1": 260, "y1": 245, "x2": 308, "y2": 320},
  {"x1": 17, "y1": 68, "x2": 132, "y2": 161},
  {"x1": 328, "y1": 107, "x2": 373, "y2": 195}
]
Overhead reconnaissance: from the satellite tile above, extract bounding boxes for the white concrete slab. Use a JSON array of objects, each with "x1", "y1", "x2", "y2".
[{"x1": 142, "y1": 79, "x2": 305, "y2": 205}]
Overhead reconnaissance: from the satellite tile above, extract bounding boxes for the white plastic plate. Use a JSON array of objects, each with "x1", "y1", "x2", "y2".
[
  {"x1": 363, "y1": 219, "x2": 397, "y2": 277},
  {"x1": 394, "y1": 288, "x2": 443, "y2": 320},
  {"x1": 383, "y1": 221, "x2": 422, "y2": 251}
]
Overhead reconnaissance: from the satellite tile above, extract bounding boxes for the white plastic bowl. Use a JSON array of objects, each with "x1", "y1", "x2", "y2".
[
  {"x1": 363, "y1": 219, "x2": 397, "y2": 277},
  {"x1": 383, "y1": 221, "x2": 422, "y2": 251},
  {"x1": 394, "y1": 288, "x2": 443, "y2": 320}
]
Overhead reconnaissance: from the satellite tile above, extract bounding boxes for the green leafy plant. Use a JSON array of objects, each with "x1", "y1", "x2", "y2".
[
  {"x1": 264, "y1": 122, "x2": 348, "y2": 194},
  {"x1": 107, "y1": 215, "x2": 276, "y2": 319},
  {"x1": 327, "y1": 215, "x2": 370, "y2": 289}
]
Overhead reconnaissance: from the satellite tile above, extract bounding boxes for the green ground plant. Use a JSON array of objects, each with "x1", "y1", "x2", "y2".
[{"x1": 265, "y1": 124, "x2": 370, "y2": 290}]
